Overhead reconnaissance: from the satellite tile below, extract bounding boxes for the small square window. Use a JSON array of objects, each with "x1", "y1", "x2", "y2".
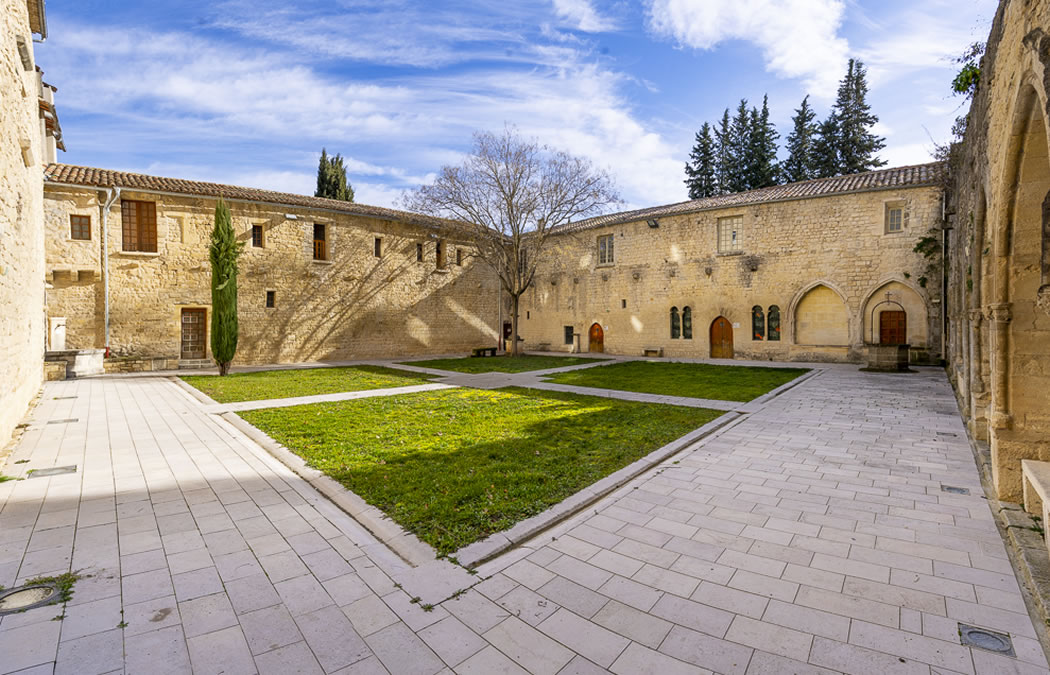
[
  {"x1": 265, "y1": 290, "x2": 275, "y2": 308},
  {"x1": 717, "y1": 216, "x2": 742, "y2": 253},
  {"x1": 416, "y1": 242, "x2": 424, "y2": 262},
  {"x1": 886, "y1": 206, "x2": 903, "y2": 233},
  {"x1": 374, "y1": 237, "x2": 382, "y2": 257},
  {"x1": 564, "y1": 326, "x2": 574, "y2": 345},
  {"x1": 252, "y1": 224, "x2": 264, "y2": 248},
  {"x1": 70, "y1": 214, "x2": 91, "y2": 240},
  {"x1": 597, "y1": 234, "x2": 615, "y2": 265}
]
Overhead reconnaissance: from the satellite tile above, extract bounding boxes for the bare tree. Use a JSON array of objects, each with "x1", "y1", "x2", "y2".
[{"x1": 403, "y1": 128, "x2": 621, "y2": 356}]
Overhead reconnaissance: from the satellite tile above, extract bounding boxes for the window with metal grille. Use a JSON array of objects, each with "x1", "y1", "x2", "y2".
[
  {"x1": 564, "y1": 326, "x2": 574, "y2": 345},
  {"x1": 313, "y1": 224, "x2": 327, "y2": 260},
  {"x1": 717, "y1": 216, "x2": 742, "y2": 253},
  {"x1": 252, "y1": 225, "x2": 264, "y2": 248},
  {"x1": 597, "y1": 234, "x2": 614, "y2": 265},
  {"x1": 265, "y1": 291, "x2": 275, "y2": 308},
  {"x1": 70, "y1": 215, "x2": 91, "y2": 240},
  {"x1": 374, "y1": 237, "x2": 382, "y2": 257},
  {"x1": 121, "y1": 200, "x2": 157, "y2": 252},
  {"x1": 885, "y1": 206, "x2": 903, "y2": 233}
]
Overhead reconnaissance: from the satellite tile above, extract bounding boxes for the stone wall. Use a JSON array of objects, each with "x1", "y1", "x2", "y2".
[
  {"x1": 43, "y1": 186, "x2": 503, "y2": 363},
  {"x1": 0, "y1": 0, "x2": 45, "y2": 447},
  {"x1": 945, "y1": 0, "x2": 1050, "y2": 500},
  {"x1": 520, "y1": 185, "x2": 944, "y2": 364}
]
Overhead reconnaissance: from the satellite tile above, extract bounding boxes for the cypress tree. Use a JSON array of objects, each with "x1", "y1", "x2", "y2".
[
  {"x1": 714, "y1": 109, "x2": 733, "y2": 195},
  {"x1": 812, "y1": 115, "x2": 841, "y2": 179},
  {"x1": 684, "y1": 122, "x2": 718, "y2": 199},
  {"x1": 747, "y1": 95, "x2": 779, "y2": 189},
  {"x1": 727, "y1": 99, "x2": 752, "y2": 193},
  {"x1": 315, "y1": 148, "x2": 355, "y2": 202},
  {"x1": 783, "y1": 95, "x2": 817, "y2": 183},
  {"x1": 833, "y1": 59, "x2": 886, "y2": 174},
  {"x1": 209, "y1": 198, "x2": 243, "y2": 376}
]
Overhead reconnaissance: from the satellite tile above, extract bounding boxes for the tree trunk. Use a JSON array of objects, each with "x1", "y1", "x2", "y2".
[{"x1": 509, "y1": 294, "x2": 520, "y2": 357}]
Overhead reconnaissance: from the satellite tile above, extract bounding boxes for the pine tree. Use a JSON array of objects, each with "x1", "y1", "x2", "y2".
[
  {"x1": 726, "y1": 99, "x2": 752, "y2": 193},
  {"x1": 812, "y1": 115, "x2": 841, "y2": 178},
  {"x1": 747, "y1": 95, "x2": 779, "y2": 189},
  {"x1": 315, "y1": 148, "x2": 355, "y2": 202},
  {"x1": 209, "y1": 198, "x2": 243, "y2": 376},
  {"x1": 684, "y1": 122, "x2": 717, "y2": 199},
  {"x1": 783, "y1": 95, "x2": 817, "y2": 183},
  {"x1": 714, "y1": 109, "x2": 733, "y2": 195},
  {"x1": 833, "y1": 59, "x2": 886, "y2": 174}
]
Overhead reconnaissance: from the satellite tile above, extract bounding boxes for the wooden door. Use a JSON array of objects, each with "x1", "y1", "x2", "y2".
[
  {"x1": 879, "y1": 311, "x2": 907, "y2": 345},
  {"x1": 710, "y1": 316, "x2": 733, "y2": 358},
  {"x1": 181, "y1": 308, "x2": 206, "y2": 359},
  {"x1": 588, "y1": 323, "x2": 604, "y2": 353}
]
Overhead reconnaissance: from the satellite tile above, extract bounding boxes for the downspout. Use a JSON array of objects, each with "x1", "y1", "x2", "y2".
[
  {"x1": 496, "y1": 268, "x2": 502, "y2": 351},
  {"x1": 100, "y1": 186, "x2": 120, "y2": 355},
  {"x1": 941, "y1": 190, "x2": 949, "y2": 364}
]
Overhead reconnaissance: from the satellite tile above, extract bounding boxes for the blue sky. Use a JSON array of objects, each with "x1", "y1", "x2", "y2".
[{"x1": 40, "y1": 0, "x2": 995, "y2": 209}]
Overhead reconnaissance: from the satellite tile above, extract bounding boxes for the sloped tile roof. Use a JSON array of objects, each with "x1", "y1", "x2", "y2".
[
  {"x1": 44, "y1": 164, "x2": 459, "y2": 230},
  {"x1": 556, "y1": 161, "x2": 946, "y2": 234}
]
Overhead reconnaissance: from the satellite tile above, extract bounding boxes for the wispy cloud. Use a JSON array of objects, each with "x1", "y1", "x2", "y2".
[{"x1": 551, "y1": 0, "x2": 619, "y2": 32}]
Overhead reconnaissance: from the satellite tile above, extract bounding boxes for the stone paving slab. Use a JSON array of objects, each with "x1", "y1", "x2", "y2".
[{"x1": 1, "y1": 367, "x2": 1047, "y2": 674}]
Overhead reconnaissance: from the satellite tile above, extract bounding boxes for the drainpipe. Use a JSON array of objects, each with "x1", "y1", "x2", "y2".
[
  {"x1": 100, "y1": 186, "x2": 121, "y2": 355},
  {"x1": 496, "y1": 268, "x2": 502, "y2": 351},
  {"x1": 940, "y1": 191, "x2": 949, "y2": 364}
]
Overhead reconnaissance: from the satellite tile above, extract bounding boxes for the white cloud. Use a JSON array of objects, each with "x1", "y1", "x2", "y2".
[
  {"x1": 551, "y1": 0, "x2": 619, "y2": 32},
  {"x1": 645, "y1": 0, "x2": 849, "y2": 97}
]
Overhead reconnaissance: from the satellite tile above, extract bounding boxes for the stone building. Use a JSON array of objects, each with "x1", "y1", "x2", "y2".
[
  {"x1": 1, "y1": 0, "x2": 62, "y2": 448},
  {"x1": 945, "y1": 0, "x2": 1050, "y2": 501},
  {"x1": 520, "y1": 164, "x2": 945, "y2": 364},
  {"x1": 42, "y1": 166, "x2": 503, "y2": 366}
]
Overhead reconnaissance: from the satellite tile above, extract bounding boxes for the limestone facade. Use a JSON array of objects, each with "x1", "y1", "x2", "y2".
[
  {"x1": 946, "y1": 0, "x2": 1050, "y2": 500},
  {"x1": 520, "y1": 169, "x2": 945, "y2": 364},
  {"x1": 42, "y1": 170, "x2": 503, "y2": 364},
  {"x1": 0, "y1": 0, "x2": 49, "y2": 448}
]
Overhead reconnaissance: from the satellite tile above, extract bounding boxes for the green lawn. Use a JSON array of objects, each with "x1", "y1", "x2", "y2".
[
  {"x1": 181, "y1": 366, "x2": 435, "y2": 403},
  {"x1": 402, "y1": 354, "x2": 609, "y2": 374},
  {"x1": 544, "y1": 361, "x2": 808, "y2": 402},
  {"x1": 239, "y1": 387, "x2": 722, "y2": 554}
]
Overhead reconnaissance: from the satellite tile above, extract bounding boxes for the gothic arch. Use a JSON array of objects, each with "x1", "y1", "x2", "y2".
[
  {"x1": 860, "y1": 279, "x2": 927, "y2": 347},
  {"x1": 789, "y1": 281, "x2": 851, "y2": 346}
]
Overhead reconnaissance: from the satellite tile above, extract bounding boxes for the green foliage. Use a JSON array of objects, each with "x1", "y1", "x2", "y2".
[
  {"x1": 545, "y1": 361, "x2": 808, "y2": 403},
  {"x1": 832, "y1": 59, "x2": 886, "y2": 175},
  {"x1": 952, "y1": 42, "x2": 985, "y2": 99},
  {"x1": 811, "y1": 115, "x2": 842, "y2": 179},
  {"x1": 783, "y1": 95, "x2": 818, "y2": 183},
  {"x1": 684, "y1": 122, "x2": 718, "y2": 199},
  {"x1": 747, "y1": 95, "x2": 780, "y2": 189},
  {"x1": 241, "y1": 387, "x2": 722, "y2": 554},
  {"x1": 914, "y1": 235, "x2": 940, "y2": 259},
  {"x1": 209, "y1": 199, "x2": 243, "y2": 376},
  {"x1": 315, "y1": 148, "x2": 355, "y2": 202},
  {"x1": 714, "y1": 109, "x2": 734, "y2": 194},
  {"x1": 181, "y1": 365, "x2": 435, "y2": 403},
  {"x1": 402, "y1": 355, "x2": 608, "y2": 374}
]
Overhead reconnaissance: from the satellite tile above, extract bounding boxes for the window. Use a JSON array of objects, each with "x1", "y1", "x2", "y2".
[
  {"x1": 252, "y1": 224, "x2": 264, "y2": 248},
  {"x1": 265, "y1": 291, "x2": 276, "y2": 308},
  {"x1": 682, "y1": 306, "x2": 692, "y2": 339},
  {"x1": 768, "y1": 305, "x2": 781, "y2": 341},
  {"x1": 416, "y1": 242, "x2": 424, "y2": 262},
  {"x1": 436, "y1": 240, "x2": 446, "y2": 268},
  {"x1": 752, "y1": 305, "x2": 765, "y2": 340},
  {"x1": 121, "y1": 200, "x2": 157, "y2": 252},
  {"x1": 885, "y1": 205, "x2": 904, "y2": 233},
  {"x1": 621, "y1": 299, "x2": 627, "y2": 309},
  {"x1": 374, "y1": 237, "x2": 382, "y2": 258},
  {"x1": 597, "y1": 234, "x2": 615, "y2": 265},
  {"x1": 670, "y1": 306, "x2": 681, "y2": 339},
  {"x1": 526, "y1": 311, "x2": 530, "y2": 320},
  {"x1": 564, "y1": 326, "x2": 574, "y2": 345},
  {"x1": 313, "y1": 223, "x2": 327, "y2": 260},
  {"x1": 456, "y1": 248, "x2": 464, "y2": 266},
  {"x1": 70, "y1": 215, "x2": 91, "y2": 241},
  {"x1": 717, "y1": 216, "x2": 742, "y2": 253}
]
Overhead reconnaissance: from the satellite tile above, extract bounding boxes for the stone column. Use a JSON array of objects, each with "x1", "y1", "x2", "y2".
[{"x1": 987, "y1": 302, "x2": 1013, "y2": 432}]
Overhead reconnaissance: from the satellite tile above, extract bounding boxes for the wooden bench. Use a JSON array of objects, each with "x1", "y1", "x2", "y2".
[
  {"x1": 1022, "y1": 459, "x2": 1050, "y2": 554},
  {"x1": 471, "y1": 347, "x2": 498, "y2": 357},
  {"x1": 642, "y1": 347, "x2": 663, "y2": 357}
]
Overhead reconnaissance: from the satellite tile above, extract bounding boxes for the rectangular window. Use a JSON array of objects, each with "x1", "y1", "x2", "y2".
[
  {"x1": 621, "y1": 299, "x2": 627, "y2": 309},
  {"x1": 456, "y1": 248, "x2": 464, "y2": 266},
  {"x1": 597, "y1": 234, "x2": 615, "y2": 265},
  {"x1": 374, "y1": 237, "x2": 382, "y2": 257},
  {"x1": 70, "y1": 214, "x2": 91, "y2": 241},
  {"x1": 436, "y1": 240, "x2": 446, "y2": 268},
  {"x1": 564, "y1": 326, "x2": 574, "y2": 345},
  {"x1": 416, "y1": 242, "x2": 424, "y2": 262},
  {"x1": 717, "y1": 216, "x2": 742, "y2": 253},
  {"x1": 265, "y1": 290, "x2": 275, "y2": 308},
  {"x1": 886, "y1": 206, "x2": 903, "y2": 233},
  {"x1": 121, "y1": 200, "x2": 158, "y2": 252},
  {"x1": 313, "y1": 223, "x2": 327, "y2": 260},
  {"x1": 252, "y1": 224, "x2": 264, "y2": 248}
]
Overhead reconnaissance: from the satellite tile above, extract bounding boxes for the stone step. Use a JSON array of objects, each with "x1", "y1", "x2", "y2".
[{"x1": 178, "y1": 359, "x2": 214, "y2": 370}]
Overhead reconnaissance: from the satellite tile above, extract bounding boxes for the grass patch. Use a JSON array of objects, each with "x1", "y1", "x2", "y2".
[
  {"x1": 240, "y1": 387, "x2": 721, "y2": 554},
  {"x1": 403, "y1": 354, "x2": 608, "y2": 374},
  {"x1": 180, "y1": 365, "x2": 435, "y2": 403},
  {"x1": 544, "y1": 361, "x2": 808, "y2": 402}
]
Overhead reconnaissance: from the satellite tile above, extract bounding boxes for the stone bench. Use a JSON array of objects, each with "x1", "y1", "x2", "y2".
[
  {"x1": 1022, "y1": 459, "x2": 1050, "y2": 554},
  {"x1": 471, "y1": 346, "x2": 498, "y2": 357},
  {"x1": 643, "y1": 347, "x2": 663, "y2": 357}
]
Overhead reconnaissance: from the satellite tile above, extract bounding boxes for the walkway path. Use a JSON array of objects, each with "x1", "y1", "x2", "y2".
[{"x1": 0, "y1": 366, "x2": 1046, "y2": 674}]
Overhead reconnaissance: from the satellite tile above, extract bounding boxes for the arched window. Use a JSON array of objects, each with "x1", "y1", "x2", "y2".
[
  {"x1": 752, "y1": 305, "x2": 765, "y2": 341},
  {"x1": 768, "y1": 305, "x2": 781, "y2": 341},
  {"x1": 670, "y1": 306, "x2": 680, "y2": 339},
  {"x1": 682, "y1": 306, "x2": 693, "y2": 339}
]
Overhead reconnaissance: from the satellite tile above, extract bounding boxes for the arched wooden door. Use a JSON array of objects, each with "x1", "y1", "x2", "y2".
[
  {"x1": 710, "y1": 316, "x2": 733, "y2": 358},
  {"x1": 588, "y1": 323, "x2": 604, "y2": 353}
]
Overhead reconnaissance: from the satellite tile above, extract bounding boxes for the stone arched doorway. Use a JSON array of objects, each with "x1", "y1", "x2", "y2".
[
  {"x1": 588, "y1": 323, "x2": 604, "y2": 353},
  {"x1": 710, "y1": 316, "x2": 733, "y2": 358}
]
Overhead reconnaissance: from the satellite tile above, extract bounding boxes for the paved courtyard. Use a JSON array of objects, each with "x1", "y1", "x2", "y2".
[{"x1": 0, "y1": 361, "x2": 1046, "y2": 674}]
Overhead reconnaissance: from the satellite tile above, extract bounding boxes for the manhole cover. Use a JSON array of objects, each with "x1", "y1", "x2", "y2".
[
  {"x1": 941, "y1": 485, "x2": 970, "y2": 495},
  {"x1": 28, "y1": 465, "x2": 77, "y2": 478},
  {"x1": 959, "y1": 624, "x2": 1015, "y2": 656},
  {"x1": 0, "y1": 583, "x2": 60, "y2": 614},
  {"x1": 46, "y1": 418, "x2": 78, "y2": 425}
]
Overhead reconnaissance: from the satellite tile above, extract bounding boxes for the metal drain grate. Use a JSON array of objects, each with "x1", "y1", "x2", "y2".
[
  {"x1": 941, "y1": 485, "x2": 971, "y2": 495},
  {"x1": 46, "y1": 418, "x2": 78, "y2": 425},
  {"x1": 52, "y1": 396, "x2": 77, "y2": 400},
  {"x1": 959, "y1": 624, "x2": 1015, "y2": 656},
  {"x1": 936, "y1": 431, "x2": 958, "y2": 437},
  {"x1": 27, "y1": 465, "x2": 77, "y2": 478},
  {"x1": 0, "y1": 582, "x2": 60, "y2": 615}
]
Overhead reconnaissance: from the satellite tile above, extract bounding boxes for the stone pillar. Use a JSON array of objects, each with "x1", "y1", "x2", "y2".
[{"x1": 987, "y1": 302, "x2": 1013, "y2": 432}]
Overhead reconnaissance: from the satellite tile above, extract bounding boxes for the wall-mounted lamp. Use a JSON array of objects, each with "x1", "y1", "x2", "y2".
[{"x1": 647, "y1": 219, "x2": 659, "y2": 228}]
